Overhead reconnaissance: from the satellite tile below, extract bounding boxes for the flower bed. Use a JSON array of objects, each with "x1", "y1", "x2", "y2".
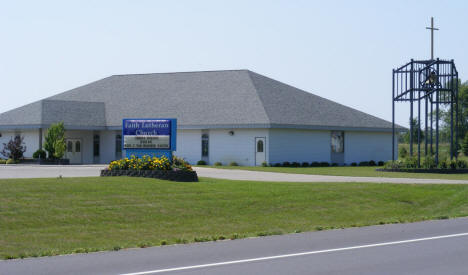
[{"x1": 101, "y1": 155, "x2": 198, "y2": 182}]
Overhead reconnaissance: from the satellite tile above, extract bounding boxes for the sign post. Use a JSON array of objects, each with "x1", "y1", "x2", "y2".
[{"x1": 122, "y1": 118, "x2": 177, "y2": 160}]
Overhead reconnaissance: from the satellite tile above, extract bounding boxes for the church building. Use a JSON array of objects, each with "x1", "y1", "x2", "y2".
[{"x1": 0, "y1": 70, "x2": 399, "y2": 165}]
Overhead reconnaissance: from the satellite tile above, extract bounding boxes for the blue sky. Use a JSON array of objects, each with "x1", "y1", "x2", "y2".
[{"x1": 1, "y1": 0, "x2": 467, "y2": 127}]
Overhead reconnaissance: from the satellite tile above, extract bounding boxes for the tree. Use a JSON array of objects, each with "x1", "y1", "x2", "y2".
[
  {"x1": 1, "y1": 135, "x2": 26, "y2": 160},
  {"x1": 44, "y1": 122, "x2": 66, "y2": 159}
]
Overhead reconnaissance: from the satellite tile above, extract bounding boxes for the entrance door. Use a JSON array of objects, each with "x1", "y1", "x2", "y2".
[
  {"x1": 66, "y1": 139, "x2": 82, "y2": 164},
  {"x1": 255, "y1": 137, "x2": 266, "y2": 166}
]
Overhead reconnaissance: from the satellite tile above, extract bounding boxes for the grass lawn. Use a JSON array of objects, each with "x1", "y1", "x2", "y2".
[
  {"x1": 2, "y1": 177, "x2": 468, "y2": 259},
  {"x1": 199, "y1": 165, "x2": 468, "y2": 180}
]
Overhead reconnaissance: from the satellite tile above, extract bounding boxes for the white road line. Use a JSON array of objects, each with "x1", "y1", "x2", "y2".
[{"x1": 120, "y1": 232, "x2": 468, "y2": 275}]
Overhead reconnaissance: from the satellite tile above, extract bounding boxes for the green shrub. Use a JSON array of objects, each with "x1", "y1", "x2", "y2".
[
  {"x1": 438, "y1": 159, "x2": 448, "y2": 169},
  {"x1": 229, "y1": 161, "x2": 239, "y2": 166},
  {"x1": 196, "y1": 160, "x2": 207, "y2": 165},
  {"x1": 350, "y1": 162, "x2": 357, "y2": 166},
  {"x1": 369, "y1": 160, "x2": 376, "y2": 166},
  {"x1": 310, "y1": 162, "x2": 320, "y2": 167},
  {"x1": 273, "y1": 163, "x2": 281, "y2": 167},
  {"x1": 261, "y1": 161, "x2": 268, "y2": 167},
  {"x1": 44, "y1": 122, "x2": 66, "y2": 159},
  {"x1": 6, "y1": 159, "x2": 15, "y2": 165},
  {"x1": 319, "y1": 162, "x2": 330, "y2": 167},
  {"x1": 32, "y1": 149, "x2": 47, "y2": 159},
  {"x1": 403, "y1": 157, "x2": 418, "y2": 168},
  {"x1": 301, "y1": 162, "x2": 309, "y2": 167},
  {"x1": 384, "y1": 160, "x2": 402, "y2": 170},
  {"x1": 172, "y1": 155, "x2": 192, "y2": 171},
  {"x1": 214, "y1": 162, "x2": 222, "y2": 166},
  {"x1": 0, "y1": 159, "x2": 6, "y2": 164},
  {"x1": 449, "y1": 160, "x2": 457, "y2": 170},
  {"x1": 291, "y1": 162, "x2": 300, "y2": 167},
  {"x1": 422, "y1": 156, "x2": 436, "y2": 169},
  {"x1": 457, "y1": 159, "x2": 468, "y2": 169},
  {"x1": 399, "y1": 147, "x2": 408, "y2": 158},
  {"x1": 377, "y1": 161, "x2": 384, "y2": 166},
  {"x1": 331, "y1": 163, "x2": 338, "y2": 166},
  {"x1": 282, "y1": 161, "x2": 290, "y2": 167},
  {"x1": 463, "y1": 133, "x2": 468, "y2": 156},
  {"x1": 358, "y1": 161, "x2": 369, "y2": 166}
]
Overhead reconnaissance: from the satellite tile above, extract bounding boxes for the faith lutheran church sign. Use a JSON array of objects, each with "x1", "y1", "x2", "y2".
[{"x1": 122, "y1": 118, "x2": 177, "y2": 159}]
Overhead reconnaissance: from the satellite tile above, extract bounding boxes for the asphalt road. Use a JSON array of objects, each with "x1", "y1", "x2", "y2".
[
  {"x1": 1, "y1": 218, "x2": 468, "y2": 275},
  {"x1": 1, "y1": 165, "x2": 468, "y2": 184}
]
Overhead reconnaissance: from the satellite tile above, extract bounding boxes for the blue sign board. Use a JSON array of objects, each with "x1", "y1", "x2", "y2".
[{"x1": 122, "y1": 118, "x2": 177, "y2": 160}]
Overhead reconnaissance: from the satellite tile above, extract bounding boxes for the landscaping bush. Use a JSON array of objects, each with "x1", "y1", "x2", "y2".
[
  {"x1": 273, "y1": 163, "x2": 281, "y2": 167},
  {"x1": 331, "y1": 163, "x2": 338, "y2": 167},
  {"x1": 214, "y1": 162, "x2": 222, "y2": 166},
  {"x1": 449, "y1": 160, "x2": 457, "y2": 170},
  {"x1": 358, "y1": 161, "x2": 369, "y2": 166},
  {"x1": 261, "y1": 161, "x2": 268, "y2": 167},
  {"x1": 403, "y1": 157, "x2": 418, "y2": 168},
  {"x1": 6, "y1": 159, "x2": 15, "y2": 165},
  {"x1": 422, "y1": 156, "x2": 436, "y2": 169},
  {"x1": 172, "y1": 155, "x2": 192, "y2": 171},
  {"x1": 282, "y1": 161, "x2": 290, "y2": 167},
  {"x1": 44, "y1": 122, "x2": 66, "y2": 159},
  {"x1": 350, "y1": 162, "x2": 357, "y2": 166},
  {"x1": 319, "y1": 162, "x2": 330, "y2": 167},
  {"x1": 377, "y1": 161, "x2": 384, "y2": 166},
  {"x1": 463, "y1": 133, "x2": 468, "y2": 156},
  {"x1": 1, "y1": 135, "x2": 26, "y2": 161},
  {"x1": 399, "y1": 147, "x2": 408, "y2": 158},
  {"x1": 310, "y1": 162, "x2": 320, "y2": 167},
  {"x1": 301, "y1": 162, "x2": 309, "y2": 167},
  {"x1": 0, "y1": 159, "x2": 6, "y2": 164},
  {"x1": 438, "y1": 159, "x2": 448, "y2": 169},
  {"x1": 291, "y1": 162, "x2": 300, "y2": 167},
  {"x1": 109, "y1": 155, "x2": 172, "y2": 171},
  {"x1": 32, "y1": 149, "x2": 47, "y2": 159},
  {"x1": 457, "y1": 159, "x2": 468, "y2": 169},
  {"x1": 197, "y1": 160, "x2": 207, "y2": 165},
  {"x1": 383, "y1": 160, "x2": 402, "y2": 170},
  {"x1": 368, "y1": 160, "x2": 376, "y2": 166},
  {"x1": 229, "y1": 161, "x2": 239, "y2": 166}
]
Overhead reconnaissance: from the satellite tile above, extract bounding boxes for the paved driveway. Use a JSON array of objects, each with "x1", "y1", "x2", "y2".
[{"x1": 1, "y1": 165, "x2": 468, "y2": 184}]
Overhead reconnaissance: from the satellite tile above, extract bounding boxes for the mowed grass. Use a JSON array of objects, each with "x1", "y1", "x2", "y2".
[
  {"x1": 2, "y1": 177, "x2": 468, "y2": 259},
  {"x1": 200, "y1": 166, "x2": 468, "y2": 180}
]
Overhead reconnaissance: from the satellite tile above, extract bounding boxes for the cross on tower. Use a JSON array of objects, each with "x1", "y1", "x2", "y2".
[{"x1": 426, "y1": 17, "x2": 439, "y2": 60}]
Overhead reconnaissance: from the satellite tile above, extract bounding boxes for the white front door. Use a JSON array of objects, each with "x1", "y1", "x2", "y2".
[
  {"x1": 66, "y1": 139, "x2": 82, "y2": 164},
  {"x1": 255, "y1": 137, "x2": 266, "y2": 166}
]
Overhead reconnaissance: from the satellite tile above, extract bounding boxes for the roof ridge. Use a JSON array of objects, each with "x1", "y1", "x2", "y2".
[
  {"x1": 245, "y1": 71, "x2": 271, "y2": 125},
  {"x1": 111, "y1": 69, "x2": 251, "y2": 77}
]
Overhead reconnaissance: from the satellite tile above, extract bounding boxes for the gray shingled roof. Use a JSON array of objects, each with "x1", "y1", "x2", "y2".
[{"x1": 0, "y1": 70, "x2": 401, "y2": 131}]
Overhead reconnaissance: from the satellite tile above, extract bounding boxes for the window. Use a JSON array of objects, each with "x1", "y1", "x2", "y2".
[
  {"x1": 201, "y1": 134, "x2": 209, "y2": 157},
  {"x1": 257, "y1": 140, "x2": 264, "y2": 153},
  {"x1": 75, "y1": 141, "x2": 81, "y2": 153},
  {"x1": 93, "y1": 134, "x2": 100, "y2": 157},
  {"x1": 331, "y1": 131, "x2": 344, "y2": 153},
  {"x1": 67, "y1": 141, "x2": 73, "y2": 152},
  {"x1": 116, "y1": 134, "x2": 122, "y2": 154}
]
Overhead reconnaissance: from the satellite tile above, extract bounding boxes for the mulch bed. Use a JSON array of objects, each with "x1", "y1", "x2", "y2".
[{"x1": 100, "y1": 169, "x2": 198, "y2": 182}]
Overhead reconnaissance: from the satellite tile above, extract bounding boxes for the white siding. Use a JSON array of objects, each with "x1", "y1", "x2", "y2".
[
  {"x1": 268, "y1": 129, "x2": 330, "y2": 164},
  {"x1": 174, "y1": 129, "x2": 201, "y2": 165},
  {"x1": 209, "y1": 129, "x2": 269, "y2": 166},
  {"x1": 344, "y1": 131, "x2": 393, "y2": 164},
  {"x1": 99, "y1": 130, "x2": 116, "y2": 164}
]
